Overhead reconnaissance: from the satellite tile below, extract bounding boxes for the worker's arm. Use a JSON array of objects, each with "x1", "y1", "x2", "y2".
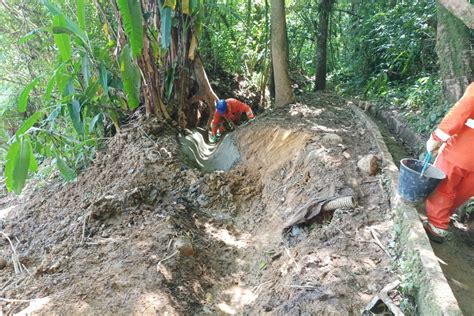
[
  {"x1": 210, "y1": 111, "x2": 222, "y2": 136},
  {"x1": 232, "y1": 99, "x2": 255, "y2": 119},
  {"x1": 432, "y1": 94, "x2": 474, "y2": 142}
]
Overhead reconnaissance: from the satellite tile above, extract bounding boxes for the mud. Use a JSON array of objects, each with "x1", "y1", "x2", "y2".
[{"x1": 0, "y1": 93, "x2": 399, "y2": 314}]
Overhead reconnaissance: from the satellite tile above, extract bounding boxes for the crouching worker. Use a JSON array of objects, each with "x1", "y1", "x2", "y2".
[
  {"x1": 209, "y1": 98, "x2": 255, "y2": 143},
  {"x1": 424, "y1": 82, "x2": 474, "y2": 242}
]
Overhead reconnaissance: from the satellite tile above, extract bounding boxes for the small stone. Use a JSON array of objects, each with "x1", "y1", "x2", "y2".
[
  {"x1": 197, "y1": 194, "x2": 209, "y2": 207},
  {"x1": 343, "y1": 152, "x2": 351, "y2": 159},
  {"x1": 0, "y1": 257, "x2": 7, "y2": 269},
  {"x1": 357, "y1": 154, "x2": 379, "y2": 176},
  {"x1": 175, "y1": 238, "x2": 194, "y2": 257},
  {"x1": 321, "y1": 133, "x2": 343, "y2": 146}
]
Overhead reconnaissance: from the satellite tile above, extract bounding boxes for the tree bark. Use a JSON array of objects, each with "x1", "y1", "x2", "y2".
[
  {"x1": 314, "y1": 0, "x2": 333, "y2": 91},
  {"x1": 438, "y1": 0, "x2": 474, "y2": 29},
  {"x1": 188, "y1": 54, "x2": 219, "y2": 128},
  {"x1": 271, "y1": 0, "x2": 294, "y2": 107},
  {"x1": 436, "y1": 1, "x2": 473, "y2": 104}
]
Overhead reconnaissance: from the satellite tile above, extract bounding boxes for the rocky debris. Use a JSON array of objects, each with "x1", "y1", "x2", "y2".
[
  {"x1": 175, "y1": 237, "x2": 194, "y2": 257},
  {"x1": 88, "y1": 194, "x2": 123, "y2": 220},
  {"x1": 0, "y1": 257, "x2": 7, "y2": 270},
  {"x1": 358, "y1": 154, "x2": 379, "y2": 176},
  {"x1": 321, "y1": 133, "x2": 343, "y2": 146}
]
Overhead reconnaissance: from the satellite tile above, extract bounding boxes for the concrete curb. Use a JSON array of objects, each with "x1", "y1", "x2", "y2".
[
  {"x1": 349, "y1": 102, "x2": 462, "y2": 315},
  {"x1": 358, "y1": 101, "x2": 425, "y2": 155}
]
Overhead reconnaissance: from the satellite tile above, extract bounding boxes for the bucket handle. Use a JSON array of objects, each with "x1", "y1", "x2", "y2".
[{"x1": 420, "y1": 152, "x2": 432, "y2": 177}]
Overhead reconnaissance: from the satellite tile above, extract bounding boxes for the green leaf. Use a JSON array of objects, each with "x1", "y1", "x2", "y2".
[
  {"x1": 53, "y1": 16, "x2": 73, "y2": 61},
  {"x1": 16, "y1": 112, "x2": 43, "y2": 136},
  {"x1": 18, "y1": 77, "x2": 41, "y2": 113},
  {"x1": 89, "y1": 113, "x2": 102, "y2": 133},
  {"x1": 56, "y1": 157, "x2": 76, "y2": 181},
  {"x1": 82, "y1": 55, "x2": 90, "y2": 87},
  {"x1": 12, "y1": 137, "x2": 32, "y2": 194},
  {"x1": 99, "y1": 64, "x2": 109, "y2": 95},
  {"x1": 77, "y1": 0, "x2": 86, "y2": 31},
  {"x1": 68, "y1": 99, "x2": 84, "y2": 135},
  {"x1": 84, "y1": 80, "x2": 100, "y2": 100},
  {"x1": 26, "y1": 136, "x2": 38, "y2": 173},
  {"x1": 117, "y1": 0, "x2": 144, "y2": 57},
  {"x1": 44, "y1": 72, "x2": 57, "y2": 103},
  {"x1": 65, "y1": 80, "x2": 84, "y2": 135},
  {"x1": 161, "y1": 7, "x2": 172, "y2": 49},
  {"x1": 4, "y1": 141, "x2": 20, "y2": 192},
  {"x1": 46, "y1": 105, "x2": 62, "y2": 131},
  {"x1": 107, "y1": 109, "x2": 121, "y2": 132},
  {"x1": 119, "y1": 45, "x2": 141, "y2": 110},
  {"x1": 43, "y1": 0, "x2": 85, "y2": 39},
  {"x1": 18, "y1": 27, "x2": 48, "y2": 44},
  {"x1": 52, "y1": 26, "x2": 89, "y2": 51}
]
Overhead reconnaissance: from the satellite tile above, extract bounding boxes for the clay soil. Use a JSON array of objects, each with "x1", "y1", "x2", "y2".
[{"x1": 0, "y1": 92, "x2": 399, "y2": 315}]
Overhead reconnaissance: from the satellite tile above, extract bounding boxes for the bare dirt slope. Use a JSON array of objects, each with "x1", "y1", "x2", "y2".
[{"x1": 0, "y1": 92, "x2": 398, "y2": 315}]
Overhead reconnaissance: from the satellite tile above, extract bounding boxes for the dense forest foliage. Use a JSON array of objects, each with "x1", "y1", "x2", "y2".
[{"x1": 0, "y1": 0, "x2": 472, "y2": 194}]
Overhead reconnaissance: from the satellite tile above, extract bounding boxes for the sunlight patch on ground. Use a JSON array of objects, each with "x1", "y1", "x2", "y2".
[
  {"x1": 0, "y1": 205, "x2": 16, "y2": 220},
  {"x1": 15, "y1": 297, "x2": 51, "y2": 316},
  {"x1": 133, "y1": 292, "x2": 177, "y2": 315},
  {"x1": 217, "y1": 285, "x2": 259, "y2": 314},
  {"x1": 204, "y1": 222, "x2": 249, "y2": 249},
  {"x1": 217, "y1": 302, "x2": 237, "y2": 315}
]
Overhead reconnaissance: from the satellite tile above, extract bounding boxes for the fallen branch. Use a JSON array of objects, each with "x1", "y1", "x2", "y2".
[
  {"x1": 369, "y1": 227, "x2": 391, "y2": 258},
  {"x1": 0, "y1": 297, "x2": 34, "y2": 303},
  {"x1": 0, "y1": 231, "x2": 23, "y2": 274},
  {"x1": 156, "y1": 251, "x2": 178, "y2": 267},
  {"x1": 287, "y1": 284, "x2": 320, "y2": 290}
]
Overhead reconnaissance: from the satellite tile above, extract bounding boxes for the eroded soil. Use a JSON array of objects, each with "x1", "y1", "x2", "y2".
[{"x1": 0, "y1": 93, "x2": 398, "y2": 314}]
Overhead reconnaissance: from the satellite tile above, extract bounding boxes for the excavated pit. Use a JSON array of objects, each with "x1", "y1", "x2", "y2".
[{"x1": 0, "y1": 94, "x2": 400, "y2": 315}]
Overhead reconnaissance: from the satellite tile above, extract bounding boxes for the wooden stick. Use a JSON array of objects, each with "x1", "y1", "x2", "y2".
[
  {"x1": 369, "y1": 227, "x2": 391, "y2": 258},
  {"x1": 0, "y1": 231, "x2": 22, "y2": 274}
]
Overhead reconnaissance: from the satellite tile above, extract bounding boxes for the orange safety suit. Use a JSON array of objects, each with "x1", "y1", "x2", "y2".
[
  {"x1": 211, "y1": 98, "x2": 254, "y2": 136},
  {"x1": 426, "y1": 83, "x2": 474, "y2": 229}
]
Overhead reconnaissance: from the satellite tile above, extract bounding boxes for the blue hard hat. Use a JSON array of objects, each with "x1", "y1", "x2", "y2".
[{"x1": 216, "y1": 99, "x2": 227, "y2": 114}]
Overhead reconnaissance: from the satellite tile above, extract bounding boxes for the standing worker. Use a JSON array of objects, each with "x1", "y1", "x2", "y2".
[
  {"x1": 209, "y1": 98, "x2": 255, "y2": 143},
  {"x1": 424, "y1": 82, "x2": 474, "y2": 242}
]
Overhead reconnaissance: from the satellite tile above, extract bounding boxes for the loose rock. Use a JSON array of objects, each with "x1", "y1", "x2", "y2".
[
  {"x1": 357, "y1": 154, "x2": 379, "y2": 176},
  {"x1": 321, "y1": 133, "x2": 343, "y2": 146}
]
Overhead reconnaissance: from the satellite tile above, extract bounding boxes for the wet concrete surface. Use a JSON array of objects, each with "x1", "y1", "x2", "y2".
[{"x1": 178, "y1": 127, "x2": 240, "y2": 172}]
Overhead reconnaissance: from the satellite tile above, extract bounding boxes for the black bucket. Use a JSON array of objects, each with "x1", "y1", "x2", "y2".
[{"x1": 398, "y1": 158, "x2": 446, "y2": 203}]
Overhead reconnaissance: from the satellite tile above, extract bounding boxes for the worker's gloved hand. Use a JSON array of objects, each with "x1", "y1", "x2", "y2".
[
  {"x1": 426, "y1": 136, "x2": 442, "y2": 153},
  {"x1": 248, "y1": 117, "x2": 255, "y2": 124},
  {"x1": 210, "y1": 135, "x2": 218, "y2": 144}
]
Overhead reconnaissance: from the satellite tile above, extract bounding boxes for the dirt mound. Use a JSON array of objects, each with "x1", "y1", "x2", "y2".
[{"x1": 0, "y1": 93, "x2": 398, "y2": 314}]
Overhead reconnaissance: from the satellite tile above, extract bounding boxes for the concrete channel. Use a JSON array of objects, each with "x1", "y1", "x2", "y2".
[{"x1": 350, "y1": 102, "x2": 463, "y2": 315}]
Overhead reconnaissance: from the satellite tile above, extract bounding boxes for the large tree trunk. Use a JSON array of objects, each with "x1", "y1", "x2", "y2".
[
  {"x1": 112, "y1": 0, "x2": 216, "y2": 128},
  {"x1": 188, "y1": 54, "x2": 219, "y2": 128},
  {"x1": 314, "y1": 0, "x2": 333, "y2": 91},
  {"x1": 438, "y1": 0, "x2": 474, "y2": 29},
  {"x1": 436, "y1": 1, "x2": 473, "y2": 104},
  {"x1": 271, "y1": 0, "x2": 294, "y2": 107}
]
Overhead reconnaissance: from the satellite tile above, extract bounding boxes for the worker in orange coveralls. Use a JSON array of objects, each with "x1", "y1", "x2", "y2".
[
  {"x1": 424, "y1": 82, "x2": 474, "y2": 242},
  {"x1": 209, "y1": 98, "x2": 255, "y2": 143}
]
